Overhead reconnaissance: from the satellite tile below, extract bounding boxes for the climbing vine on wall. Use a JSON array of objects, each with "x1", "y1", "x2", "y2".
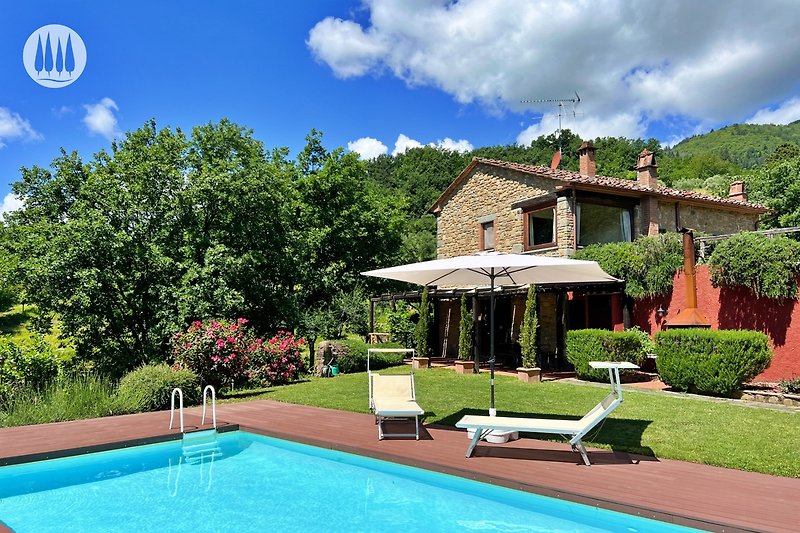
[
  {"x1": 707, "y1": 232, "x2": 800, "y2": 300},
  {"x1": 575, "y1": 233, "x2": 683, "y2": 299}
]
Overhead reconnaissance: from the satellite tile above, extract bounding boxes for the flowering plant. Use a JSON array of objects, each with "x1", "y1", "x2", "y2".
[
  {"x1": 171, "y1": 318, "x2": 252, "y2": 388},
  {"x1": 248, "y1": 330, "x2": 306, "y2": 387}
]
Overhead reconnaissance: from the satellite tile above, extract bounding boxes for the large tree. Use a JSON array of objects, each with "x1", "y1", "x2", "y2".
[{"x1": 9, "y1": 120, "x2": 299, "y2": 376}]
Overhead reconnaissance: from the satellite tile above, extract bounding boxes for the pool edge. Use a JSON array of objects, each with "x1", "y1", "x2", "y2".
[
  {"x1": 239, "y1": 424, "x2": 757, "y2": 533},
  {"x1": 0, "y1": 423, "x2": 240, "y2": 467}
]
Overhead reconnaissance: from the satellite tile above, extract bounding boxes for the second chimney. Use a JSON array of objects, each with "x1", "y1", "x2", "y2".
[
  {"x1": 636, "y1": 149, "x2": 659, "y2": 189},
  {"x1": 578, "y1": 141, "x2": 596, "y2": 177},
  {"x1": 728, "y1": 180, "x2": 747, "y2": 202}
]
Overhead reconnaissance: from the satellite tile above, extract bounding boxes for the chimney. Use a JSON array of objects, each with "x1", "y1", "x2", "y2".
[
  {"x1": 664, "y1": 229, "x2": 711, "y2": 329},
  {"x1": 728, "y1": 180, "x2": 747, "y2": 202},
  {"x1": 578, "y1": 141, "x2": 596, "y2": 177},
  {"x1": 636, "y1": 149, "x2": 659, "y2": 189}
]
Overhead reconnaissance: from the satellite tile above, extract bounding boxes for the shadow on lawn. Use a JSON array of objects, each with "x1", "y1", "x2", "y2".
[
  {"x1": 435, "y1": 407, "x2": 657, "y2": 464},
  {"x1": 0, "y1": 307, "x2": 34, "y2": 335}
]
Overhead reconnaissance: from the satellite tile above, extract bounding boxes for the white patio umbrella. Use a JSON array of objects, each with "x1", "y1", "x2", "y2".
[{"x1": 362, "y1": 252, "x2": 619, "y2": 415}]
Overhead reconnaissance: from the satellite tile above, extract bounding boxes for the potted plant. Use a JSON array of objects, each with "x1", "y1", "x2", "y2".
[
  {"x1": 413, "y1": 288, "x2": 431, "y2": 369},
  {"x1": 455, "y1": 294, "x2": 475, "y2": 374},
  {"x1": 517, "y1": 285, "x2": 541, "y2": 383}
]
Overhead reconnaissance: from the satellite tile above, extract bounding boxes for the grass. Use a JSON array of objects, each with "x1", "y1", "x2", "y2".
[
  {"x1": 235, "y1": 366, "x2": 800, "y2": 478},
  {"x1": 0, "y1": 375, "x2": 116, "y2": 427},
  {"x1": 0, "y1": 304, "x2": 75, "y2": 360}
]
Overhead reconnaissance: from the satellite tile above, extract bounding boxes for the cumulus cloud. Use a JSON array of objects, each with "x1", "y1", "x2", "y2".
[
  {"x1": 746, "y1": 97, "x2": 800, "y2": 125},
  {"x1": 0, "y1": 193, "x2": 24, "y2": 219},
  {"x1": 392, "y1": 133, "x2": 423, "y2": 155},
  {"x1": 348, "y1": 137, "x2": 388, "y2": 159},
  {"x1": 308, "y1": 0, "x2": 800, "y2": 141},
  {"x1": 350, "y1": 134, "x2": 475, "y2": 158},
  {"x1": 436, "y1": 137, "x2": 473, "y2": 153},
  {"x1": 0, "y1": 107, "x2": 42, "y2": 148},
  {"x1": 517, "y1": 111, "x2": 645, "y2": 146},
  {"x1": 82, "y1": 97, "x2": 120, "y2": 140}
]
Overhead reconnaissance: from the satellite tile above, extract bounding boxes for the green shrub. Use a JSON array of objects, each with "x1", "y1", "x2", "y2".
[
  {"x1": 414, "y1": 288, "x2": 432, "y2": 356},
  {"x1": 114, "y1": 363, "x2": 200, "y2": 414},
  {"x1": 0, "y1": 336, "x2": 60, "y2": 390},
  {"x1": 328, "y1": 337, "x2": 406, "y2": 374},
  {"x1": 457, "y1": 295, "x2": 473, "y2": 361},
  {"x1": 566, "y1": 329, "x2": 647, "y2": 381},
  {"x1": 656, "y1": 329, "x2": 772, "y2": 395},
  {"x1": 0, "y1": 374, "x2": 115, "y2": 427},
  {"x1": 519, "y1": 285, "x2": 538, "y2": 368},
  {"x1": 171, "y1": 318, "x2": 252, "y2": 388},
  {"x1": 707, "y1": 233, "x2": 800, "y2": 300},
  {"x1": 387, "y1": 301, "x2": 416, "y2": 347},
  {"x1": 575, "y1": 234, "x2": 683, "y2": 299},
  {"x1": 779, "y1": 377, "x2": 800, "y2": 394}
]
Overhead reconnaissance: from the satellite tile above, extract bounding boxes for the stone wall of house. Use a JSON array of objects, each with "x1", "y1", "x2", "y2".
[
  {"x1": 658, "y1": 201, "x2": 759, "y2": 235},
  {"x1": 436, "y1": 166, "x2": 556, "y2": 258},
  {"x1": 556, "y1": 196, "x2": 576, "y2": 255}
]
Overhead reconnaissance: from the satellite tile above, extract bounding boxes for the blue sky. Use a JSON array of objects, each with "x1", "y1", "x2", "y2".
[{"x1": 2, "y1": 1, "x2": 800, "y2": 213}]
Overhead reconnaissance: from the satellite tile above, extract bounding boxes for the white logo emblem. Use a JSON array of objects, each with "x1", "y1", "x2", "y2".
[{"x1": 22, "y1": 24, "x2": 87, "y2": 88}]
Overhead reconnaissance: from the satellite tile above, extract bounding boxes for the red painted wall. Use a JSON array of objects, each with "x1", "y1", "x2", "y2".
[{"x1": 631, "y1": 265, "x2": 800, "y2": 382}]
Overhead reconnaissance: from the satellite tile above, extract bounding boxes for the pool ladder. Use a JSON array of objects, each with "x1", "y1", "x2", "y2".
[{"x1": 169, "y1": 385, "x2": 217, "y2": 433}]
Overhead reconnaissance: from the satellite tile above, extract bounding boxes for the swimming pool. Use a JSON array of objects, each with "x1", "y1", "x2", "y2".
[{"x1": 0, "y1": 430, "x2": 698, "y2": 532}]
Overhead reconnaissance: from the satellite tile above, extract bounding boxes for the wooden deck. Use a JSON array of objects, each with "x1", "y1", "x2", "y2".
[{"x1": 1, "y1": 400, "x2": 798, "y2": 532}]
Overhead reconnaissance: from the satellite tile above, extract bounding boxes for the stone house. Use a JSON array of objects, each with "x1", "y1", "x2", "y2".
[{"x1": 422, "y1": 144, "x2": 768, "y2": 369}]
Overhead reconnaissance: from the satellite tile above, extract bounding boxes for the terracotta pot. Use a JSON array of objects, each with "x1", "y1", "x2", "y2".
[
  {"x1": 412, "y1": 356, "x2": 430, "y2": 369},
  {"x1": 517, "y1": 367, "x2": 542, "y2": 383},
  {"x1": 454, "y1": 360, "x2": 475, "y2": 374}
]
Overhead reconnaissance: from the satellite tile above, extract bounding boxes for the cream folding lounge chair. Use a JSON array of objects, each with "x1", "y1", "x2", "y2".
[
  {"x1": 368, "y1": 348, "x2": 424, "y2": 440},
  {"x1": 456, "y1": 361, "x2": 637, "y2": 465}
]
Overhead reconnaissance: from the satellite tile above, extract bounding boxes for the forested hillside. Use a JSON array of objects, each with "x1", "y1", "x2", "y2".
[{"x1": 671, "y1": 121, "x2": 800, "y2": 169}]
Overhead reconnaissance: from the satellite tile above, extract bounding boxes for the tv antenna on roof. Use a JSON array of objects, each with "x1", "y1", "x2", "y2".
[{"x1": 521, "y1": 92, "x2": 581, "y2": 168}]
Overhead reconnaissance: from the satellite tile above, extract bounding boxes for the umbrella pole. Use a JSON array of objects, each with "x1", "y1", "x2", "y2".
[{"x1": 489, "y1": 269, "x2": 496, "y2": 416}]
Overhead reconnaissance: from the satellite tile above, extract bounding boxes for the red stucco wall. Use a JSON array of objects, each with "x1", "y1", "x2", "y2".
[{"x1": 631, "y1": 265, "x2": 800, "y2": 382}]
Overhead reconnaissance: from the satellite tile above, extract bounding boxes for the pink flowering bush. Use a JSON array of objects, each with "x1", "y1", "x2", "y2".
[
  {"x1": 171, "y1": 318, "x2": 252, "y2": 388},
  {"x1": 248, "y1": 330, "x2": 306, "y2": 387}
]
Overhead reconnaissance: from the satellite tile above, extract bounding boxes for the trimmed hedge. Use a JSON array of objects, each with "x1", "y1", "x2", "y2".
[
  {"x1": 655, "y1": 329, "x2": 772, "y2": 395},
  {"x1": 114, "y1": 363, "x2": 200, "y2": 413},
  {"x1": 326, "y1": 338, "x2": 406, "y2": 374},
  {"x1": 566, "y1": 329, "x2": 648, "y2": 381}
]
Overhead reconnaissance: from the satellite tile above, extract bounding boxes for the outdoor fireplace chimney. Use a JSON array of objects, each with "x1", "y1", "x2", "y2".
[
  {"x1": 664, "y1": 228, "x2": 711, "y2": 329},
  {"x1": 636, "y1": 149, "x2": 659, "y2": 189},
  {"x1": 728, "y1": 180, "x2": 747, "y2": 202},
  {"x1": 578, "y1": 141, "x2": 596, "y2": 177}
]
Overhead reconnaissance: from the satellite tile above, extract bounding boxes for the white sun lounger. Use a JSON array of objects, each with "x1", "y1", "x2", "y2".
[
  {"x1": 455, "y1": 361, "x2": 638, "y2": 465},
  {"x1": 367, "y1": 348, "x2": 424, "y2": 440}
]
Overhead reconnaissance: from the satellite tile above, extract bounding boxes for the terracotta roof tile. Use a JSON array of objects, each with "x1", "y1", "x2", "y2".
[{"x1": 473, "y1": 157, "x2": 768, "y2": 212}]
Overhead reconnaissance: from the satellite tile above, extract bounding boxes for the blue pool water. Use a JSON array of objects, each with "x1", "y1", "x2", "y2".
[{"x1": 0, "y1": 431, "x2": 698, "y2": 532}]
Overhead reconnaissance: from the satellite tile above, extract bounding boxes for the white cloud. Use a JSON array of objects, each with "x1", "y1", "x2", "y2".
[
  {"x1": 0, "y1": 107, "x2": 42, "y2": 148},
  {"x1": 82, "y1": 97, "x2": 120, "y2": 140},
  {"x1": 517, "y1": 111, "x2": 645, "y2": 146},
  {"x1": 52, "y1": 105, "x2": 75, "y2": 118},
  {"x1": 392, "y1": 133, "x2": 423, "y2": 156},
  {"x1": 0, "y1": 193, "x2": 24, "y2": 219},
  {"x1": 435, "y1": 137, "x2": 473, "y2": 153},
  {"x1": 746, "y1": 97, "x2": 800, "y2": 125},
  {"x1": 308, "y1": 0, "x2": 800, "y2": 141},
  {"x1": 307, "y1": 17, "x2": 387, "y2": 78},
  {"x1": 348, "y1": 137, "x2": 388, "y2": 159}
]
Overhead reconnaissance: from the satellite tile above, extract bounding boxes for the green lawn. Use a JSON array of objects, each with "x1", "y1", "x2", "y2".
[
  {"x1": 0, "y1": 305, "x2": 74, "y2": 359},
  {"x1": 235, "y1": 366, "x2": 800, "y2": 478}
]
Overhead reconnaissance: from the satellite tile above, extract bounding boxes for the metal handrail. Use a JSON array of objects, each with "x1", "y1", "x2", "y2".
[
  {"x1": 201, "y1": 385, "x2": 217, "y2": 429},
  {"x1": 169, "y1": 388, "x2": 184, "y2": 433}
]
